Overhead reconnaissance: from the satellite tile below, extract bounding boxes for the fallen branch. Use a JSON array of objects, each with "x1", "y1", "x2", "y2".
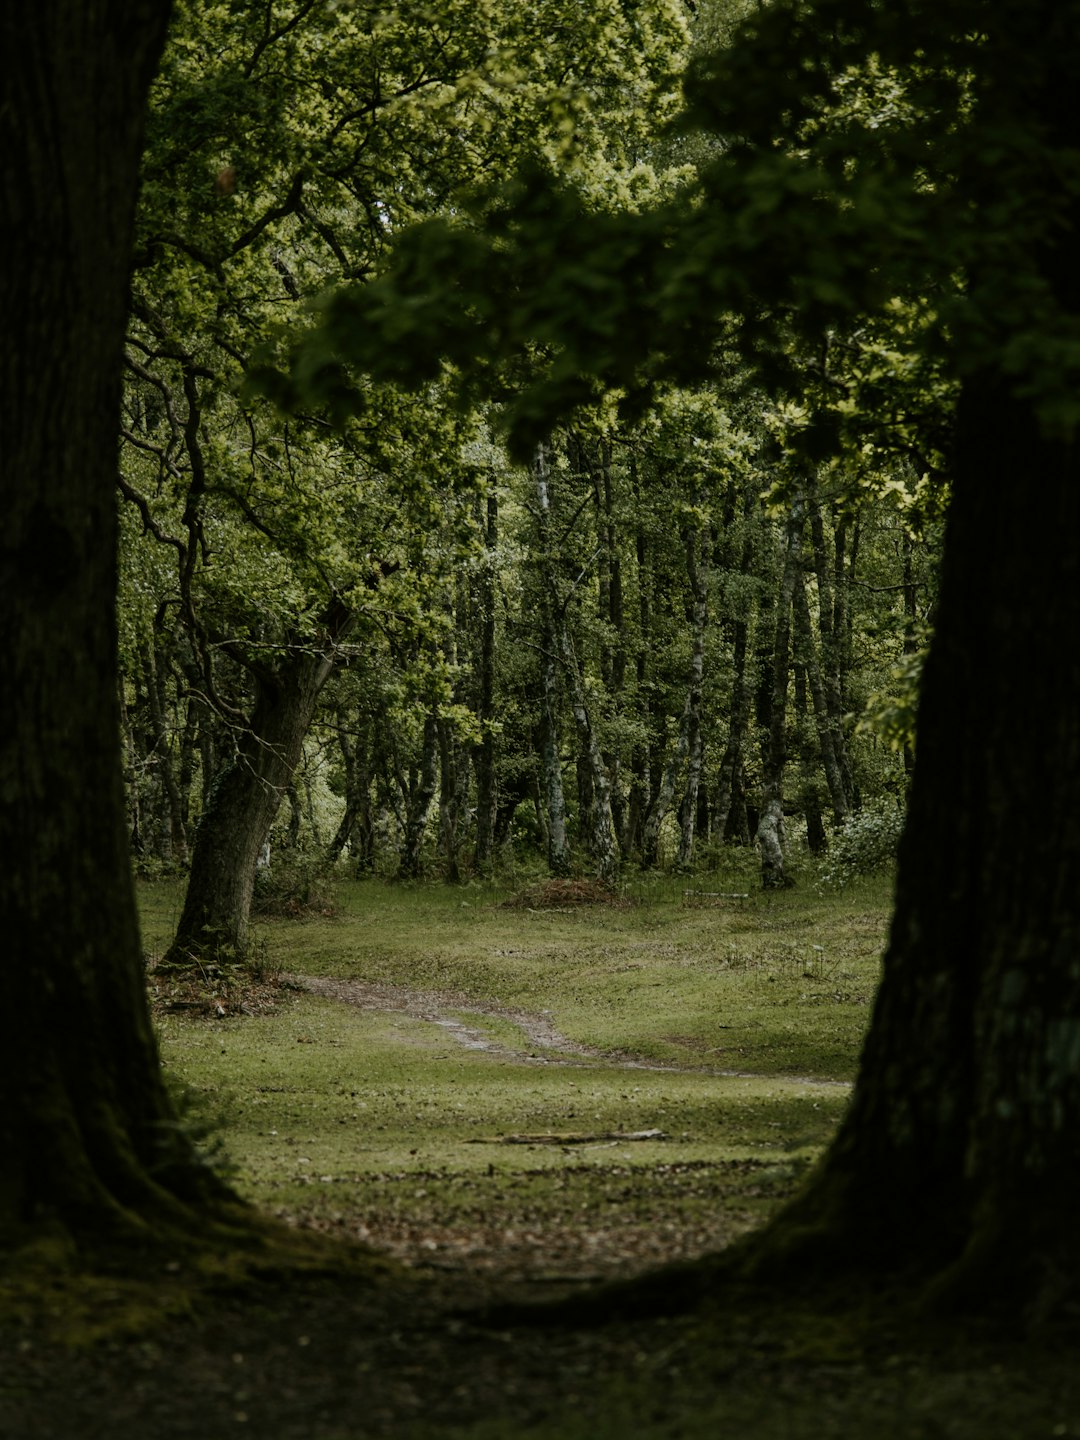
[{"x1": 469, "y1": 1129, "x2": 668, "y2": 1146}]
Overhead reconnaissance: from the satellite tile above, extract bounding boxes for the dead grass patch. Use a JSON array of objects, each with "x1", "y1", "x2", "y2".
[{"x1": 501, "y1": 878, "x2": 636, "y2": 910}]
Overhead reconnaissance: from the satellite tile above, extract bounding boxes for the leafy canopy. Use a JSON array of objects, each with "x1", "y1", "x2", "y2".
[{"x1": 261, "y1": 0, "x2": 1080, "y2": 454}]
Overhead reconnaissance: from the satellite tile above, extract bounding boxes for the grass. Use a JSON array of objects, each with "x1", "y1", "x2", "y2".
[
  {"x1": 147, "y1": 868, "x2": 887, "y2": 1286},
  {"x1": 9, "y1": 869, "x2": 1075, "y2": 1440}
]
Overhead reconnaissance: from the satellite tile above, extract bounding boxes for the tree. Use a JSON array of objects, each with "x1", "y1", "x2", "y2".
[
  {"x1": 275, "y1": 0, "x2": 1080, "y2": 1310},
  {"x1": 0, "y1": 1, "x2": 242, "y2": 1246},
  {"x1": 120, "y1": 0, "x2": 691, "y2": 951}
]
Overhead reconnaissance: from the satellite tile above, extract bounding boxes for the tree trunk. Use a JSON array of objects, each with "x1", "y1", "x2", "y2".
[
  {"x1": 714, "y1": 488, "x2": 758, "y2": 847},
  {"x1": 141, "y1": 641, "x2": 190, "y2": 862},
  {"x1": 438, "y1": 715, "x2": 470, "y2": 883},
  {"x1": 534, "y1": 444, "x2": 572, "y2": 875},
  {"x1": 641, "y1": 521, "x2": 709, "y2": 868},
  {"x1": 167, "y1": 627, "x2": 348, "y2": 964},
  {"x1": 676, "y1": 527, "x2": 709, "y2": 869},
  {"x1": 626, "y1": 495, "x2": 652, "y2": 860},
  {"x1": 0, "y1": 0, "x2": 239, "y2": 1244},
  {"x1": 792, "y1": 567, "x2": 850, "y2": 825},
  {"x1": 809, "y1": 501, "x2": 858, "y2": 812},
  {"x1": 398, "y1": 711, "x2": 440, "y2": 879},
  {"x1": 755, "y1": 505, "x2": 803, "y2": 888},
  {"x1": 473, "y1": 489, "x2": 499, "y2": 874},
  {"x1": 762, "y1": 376, "x2": 1080, "y2": 1310},
  {"x1": 556, "y1": 623, "x2": 619, "y2": 884},
  {"x1": 593, "y1": 438, "x2": 630, "y2": 855}
]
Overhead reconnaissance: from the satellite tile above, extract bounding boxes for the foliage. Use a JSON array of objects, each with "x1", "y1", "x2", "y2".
[
  {"x1": 252, "y1": 850, "x2": 337, "y2": 919},
  {"x1": 815, "y1": 796, "x2": 905, "y2": 891},
  {"x1": 856, "y1": 647, "x2": 925, "y2": 755},
  {"x1": 122, "y1": 0, "x2": 948, "y2": 904}
]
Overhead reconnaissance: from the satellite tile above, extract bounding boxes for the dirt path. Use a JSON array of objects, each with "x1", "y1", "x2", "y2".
[{"x1": 285, "y1": 973, "x2": 851, "y2": 1086}]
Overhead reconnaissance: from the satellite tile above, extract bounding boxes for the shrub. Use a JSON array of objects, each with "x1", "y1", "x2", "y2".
[
  {"x1": 816, "y1": 797, "x2": 906, "y2": 891},
  {"x1": 253, "y1": 849, "x2": 336, "y2": 917}
]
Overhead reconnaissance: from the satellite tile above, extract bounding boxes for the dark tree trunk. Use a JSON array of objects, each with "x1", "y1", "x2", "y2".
[
  {"x1": 763, "y1": 379, "x2": 1080, "y2": 1309},
  {"x1": 142, "y1": 641, "x2": 190, "y2": 861},
  {"x1": 676, "y1": 527, "x2": 709, "y2": 869},
  {"x1": 0, "y1": 0, "x2": 238, "y2": 1243},
  {"x1": 641, "y1": 521, "x2": 709, "y2": 868},
  {"x1": 438, "y1": 715, "x2": 470, "y2": 883},
  {"x1": 398, "y1": 711, "x2": 440, "y2": 879},
  {"x1": 808, "y1": 500, "x2": 857, "y2": 815},
  {"x1": 167, "y1": 627, "x2": 348, "y2": 964},
  {"x1": 714, "y1": 488, "x2": 758, "y2": 847},
  {"x1": 792, "y1": 568, "x2": 849, "y2": 825}
]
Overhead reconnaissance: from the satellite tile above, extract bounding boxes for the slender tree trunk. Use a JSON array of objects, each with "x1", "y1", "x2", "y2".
[
  {"x1": 642, "y1": 521, "x2": 709, "y2": 868},
  {"x1": 755, "y1": 504, "x2": 803, "y2": 888},
  {"x1": 626, "y1": 496, "x2": 652, "y2": 860},
  {"x1": 792, "y1": 567, "x2": 850, "y2": 825},
  {"x1": 534, "y1": 443, "x2": 572, "y2": 875},
  {"x1": 556, "y1": 623, "x2": 619, "y2": 884},
  {"x1": 810, "y1": 501, "x2": 858, "y2": 812},
  {"x1": 120, "y1": 681, "x2": 145, "y2": 857},
  {"x1": 473, "y1": 490, "x2": 499, "y2": 874},
  {"x1": 326, "y1": 727, "x2": 361, "y2": 866},
  {"x1": 539, "y1": 648, "x2": 571, "y2": 875},
  {"x1": 0, "y1": 0, "x2": 240, "y2": 1243},
  {"x1": 398, "y1": 711, "x2": 440, "y2": 879},
  {"x1": 793, "y1": 661, "x2": 828, "y2": 856},
  {"x1": 714, "y1": 489, "x2": 758, "y2": 847},
  {"x1": 676, "y1": 527, "x2": 710, "y2": 869},
  {"x1": 593, "y1": 438, "x2": 630, "y2": 855},
  {"x1": 438, "y1": 715, "x2": 470, "y2": 882}
]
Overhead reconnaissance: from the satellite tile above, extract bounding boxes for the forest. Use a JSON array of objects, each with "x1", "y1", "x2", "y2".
[
  {"x1": 2, "y1": 0, "x2": 1079, "y2": 1437},
  {"x1": 118, "y1": 0, "x2": 933, "y2": 956}
]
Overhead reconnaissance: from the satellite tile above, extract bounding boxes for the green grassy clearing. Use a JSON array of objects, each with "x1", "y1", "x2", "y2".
[
  {"x1": 61, "y1": 871, "x2": 1071, "y2": 1440},
  {"x1": 146, "y1": 871, "x2": 888, "y2": 1284}
]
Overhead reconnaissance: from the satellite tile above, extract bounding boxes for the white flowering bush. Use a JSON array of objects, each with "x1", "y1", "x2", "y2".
[{"x1": 816, "y1": 797, "x2": 906, "y2": 890}]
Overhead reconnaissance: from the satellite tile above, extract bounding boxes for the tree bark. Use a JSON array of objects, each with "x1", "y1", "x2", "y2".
[
  {"x1": 809, "y1": 500, "x2": 858, "y2": 812},
  {"x1": 398, "y1": 711, "x2": 440, "y2": 879},
  {"x1": 437, "y1": 714, "x2": 470, "y2": 883},
  {"x1": 472, "y1": 490, "x2": 499, "y2": 874},
  {"x1": 761, "y1": 377, "x2": 1080, "y2": 1309},
  {"x1": 0, "y1": 0, "x2": 240, "y2": 1243},
  {"x1": 556, "y1": 623, "x2": 619, "y2": 884},
  {"x1": 167, "y1": 615, "x2": 350, "y2": 964},
  {"x1": 676, "y1": 527, "x2": 710, "y2": 869},
  {"x1": 533, "y1": 444, "x2": 572, "y2": 875},
  {"x1": 755, "y1": 504, "x2": 803, "y2": 888},
  {"x1": 641, "y1": 521, "x2": 710, "y2": 868},
  {"x1": 792, "y1": 567, "x2": 850, "y2": 825},
  {"x1": 714, "y1": 488, "x2": 758, "y2": 847}
]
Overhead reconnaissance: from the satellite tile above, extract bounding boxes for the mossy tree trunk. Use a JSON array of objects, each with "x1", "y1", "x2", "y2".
[{"x1": 0, "y1": 0, "x2": 237, "y2": 1245}]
